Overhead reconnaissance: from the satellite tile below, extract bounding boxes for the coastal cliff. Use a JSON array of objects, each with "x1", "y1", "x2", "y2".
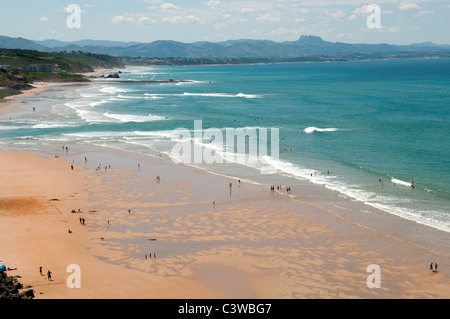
[
  {"x1": 0, "y1": 68, "x2": 88, "y2": 98},
  {"x1": 0, "y1": 48, "x2": 124, "y2": 98}
]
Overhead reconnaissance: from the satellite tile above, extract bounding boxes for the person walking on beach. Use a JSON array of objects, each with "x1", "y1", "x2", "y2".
[
  {"x1": 435, "y1": 263, "x2": 438, "y2": 272},
  {"x1": 430, "y1": 262, "x2": 434, "y2": 271},
  {"x1": 39, "y1": 266, "x2": 43, "y2": 276},
  {"x1": 47, "y1": 270, "x2": 52, "y2": 281}
]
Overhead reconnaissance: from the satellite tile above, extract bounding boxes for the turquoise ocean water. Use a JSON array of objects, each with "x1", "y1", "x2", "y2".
[{"x1": 1, "y1": 59, "x2": 449, "y2": 233}]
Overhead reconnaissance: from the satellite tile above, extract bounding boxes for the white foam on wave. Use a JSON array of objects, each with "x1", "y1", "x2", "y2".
[
  {"x1": 15, "y1": 136, "x2": 41, "y2": 140},
  {"x1": 63, "y1": 131, "x2": 130, "y2": 139},
  {"x1": 75, "y1": 109, "x2": 114, "y2": 123},
  {"x1": 114, "y1": 94, "x2": 163, "y2": 100},
  {"x1": 116, "y1": 94, "x2": 145, "y2": 99},
  {"x1": 391, "y1": 178, "x2": 414, "y2": 187},
  {"x1": 0, "y1": 125, "x2": 28, "y2": 131},
  {"x1": 32, "y1": 123, "x2": 78, "y2": 129},
  {"x1": 103, "y1": 112, "x2": 168, "y2": 123},
  {"x1": 89, "y1": 100, "x2": 109, "y2": 107},
  {"x1": 182, "y1": 92, "x2": 262, "y2": 98},
  {"x1": 236, "y1": 93, "x2": 261, "y2": 98},
  {"x1": 183, "y1": 92, "x2": 234, "y2": 98},
  {"x1": 175, "y1": 80, "x2": 211, "y2": 86},
  {"x1": 260, "y1": 157, "x2": 449, "y2": 232},
  {"x1": 100, "y1": 86, "x2": 131, "y2": 94},
  {"x1": 133, "y1": 130, "x2": 174, "y2": 138},
  {"x1": 304, "y1": 126, "x2": 338, "y2": 133}
]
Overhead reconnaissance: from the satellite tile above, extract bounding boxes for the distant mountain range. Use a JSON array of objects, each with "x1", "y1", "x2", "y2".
[{"x1": 1, "y1": 34, "x2": 450, "y2": 59}]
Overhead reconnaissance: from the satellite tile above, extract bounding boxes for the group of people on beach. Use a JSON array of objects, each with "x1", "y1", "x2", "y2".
[
  {"x1": 145, "y1": 253, "x2": 156, "y2": 259},
  {"x1": 96, "y1": 164, "x2": 111, "y2": 171},
  {"x1": 270, "y1": 185, "x2": 291, "y2": 193},
  {"x1": 68, "y1": 216, "x2": 86, "y2": 233},
  {"x1": 430, "y1": 262, "x2": 438, "y2": 273},
  {"x1": 39, "y1": 266, "x2": 52, "y2": 281}
]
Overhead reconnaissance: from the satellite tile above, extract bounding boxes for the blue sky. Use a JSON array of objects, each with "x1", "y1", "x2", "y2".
[{"x1": 1, "y1": 0, "x2": 450, "y2": 44}]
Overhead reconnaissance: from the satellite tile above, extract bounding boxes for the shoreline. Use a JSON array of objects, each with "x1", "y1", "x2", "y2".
[
  {"x1": 0, "y1": 74, "x2": 449, "y2": 299},
  {"x1": 0, "y1": 67, "x2": 120, "y2": 105}
]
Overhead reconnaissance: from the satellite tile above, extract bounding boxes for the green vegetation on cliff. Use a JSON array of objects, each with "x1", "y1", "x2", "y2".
[
  {"x1": 0, "y1": 49, "x2": 124, "y2": 73},
  {"x1": 0, "y1": 49, "x2": 123, "y2": 98}
]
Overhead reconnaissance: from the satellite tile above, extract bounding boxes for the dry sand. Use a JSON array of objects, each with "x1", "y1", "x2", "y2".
[{"x1": 0, "y1": 151, "x2": 231, "y2": 299}]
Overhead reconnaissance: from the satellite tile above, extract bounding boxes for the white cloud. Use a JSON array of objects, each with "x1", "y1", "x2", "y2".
[
  {"x1": 325, "y1": 10, "x2": 346, "y2": 20},
  {"x1": 112, "y1": 15, "x2": 134, "y2": 24},
  {"x1": 398, "y1": 2, "x2": 420, "y2": 10},
  {"x1": 112, "y1": 14, "x2": 157, "y2": 25},
  {"x1": 363, "y1": 25, "x2": 402, "y2": 33},
  {"x1": 256, "y1": 13, "x2": 281, "y2": 23},
  {"x1": 348, "y1": 5, "x2": 370, "y2": 21},
  {"x1": 162, "y1": 15, "x2": 205, "y2": 24},
  {"x1": 240, "y1": 8, "x2": 256, "y2": 13},
  {"x1": 214, "y1": 22, "x2": 228, "y2": 30},
  {"x1": 270, "y1": 27, "x2": 303, "y2": 37},
  {"x1": 40, "y1": 16, "x2": 49, "y2": 22},
  {"x1": 204, "y1": 0, "x2": 220, "y2": 9},
  {"x1": 336, "y1": 33, "x2": 354, "y2": 40},
  {"x1": 159, "y1": 2, "x2": 179, "y2": 13},
  {"x1": 138, "y1": 16, "x2": 157, "y2": 24},
  {"x1": 387, "y1": 26, "x2": 401, "y2": 33},
  {"x1": 414, "y1": 10, "x2": 433, "y2": 17},
  {"x1": 141, "y1": 0, "x2": 162, "y2": 4}
]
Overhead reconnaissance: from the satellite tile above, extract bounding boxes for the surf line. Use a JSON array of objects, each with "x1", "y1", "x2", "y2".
[{"x1": 93, "y1": 79, "x2": 194, "y2": 84}]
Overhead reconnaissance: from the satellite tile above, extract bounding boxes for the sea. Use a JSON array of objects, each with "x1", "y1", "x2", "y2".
[{"x1": 1, "y1": 58, "x2": 449, "y2": 235}]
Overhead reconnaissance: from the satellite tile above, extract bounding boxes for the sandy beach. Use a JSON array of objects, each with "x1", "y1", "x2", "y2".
[{"x1": 0, "y1": 82, "x2": 449, "y2": 299}]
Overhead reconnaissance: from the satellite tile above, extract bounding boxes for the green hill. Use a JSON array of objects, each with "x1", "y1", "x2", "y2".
[
  {"x1": 0, "y1": 49, "x2": 123, "y2": 73},
  {"x1": 0, "y1": 49, "x2": 123, "y2": 98},
  {"x1": 0, "y1": 35, "x2": 47, "y2": 51}
]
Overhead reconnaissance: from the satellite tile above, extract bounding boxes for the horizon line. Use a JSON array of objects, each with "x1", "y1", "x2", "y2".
[{"x1": 2, "y1": 34, "x2": 450, "y2": 47}]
